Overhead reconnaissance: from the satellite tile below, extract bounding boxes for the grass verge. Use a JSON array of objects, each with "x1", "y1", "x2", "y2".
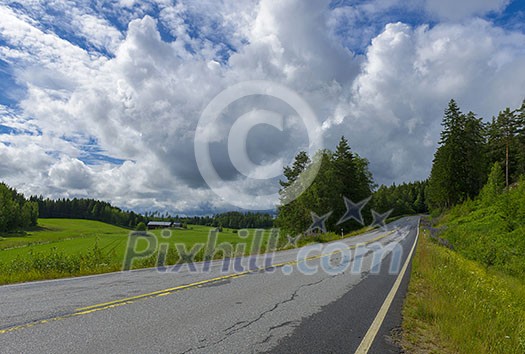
[{"x1": 401, "y1": 218, "x2": 525, "y2": 353}]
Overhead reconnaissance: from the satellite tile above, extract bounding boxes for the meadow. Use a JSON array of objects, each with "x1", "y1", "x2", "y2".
[
  {"x1": 0, "y1": 219, "x2": 272, "y2": 284},
  {"x1": 0, "y1": 218, "x2": 375, "y2": 284}
]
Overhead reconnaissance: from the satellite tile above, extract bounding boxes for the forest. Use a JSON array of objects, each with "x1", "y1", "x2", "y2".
[
  {"x1": 427, "y1": 99, "x2": 525, "y2": 210},
  {"x1": 0, "y1": 192, "x2": 275, "y2": 232}
]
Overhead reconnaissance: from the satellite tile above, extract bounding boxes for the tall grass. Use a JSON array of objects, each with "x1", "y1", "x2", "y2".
[
  {"x1": 0, "y1": 242, "x2": 122, "y2": 284},
  {"x1": 402, "y1": 224, "x2": 525, "y2": 353}
]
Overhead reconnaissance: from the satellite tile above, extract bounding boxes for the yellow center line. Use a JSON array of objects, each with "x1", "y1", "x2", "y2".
[{"x1": 0, "y1": 228, "x2": 399, "y2": 335}]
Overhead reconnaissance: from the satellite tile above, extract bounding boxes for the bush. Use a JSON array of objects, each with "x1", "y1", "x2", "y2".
[{"x1": 135, "y1": 222, "x2": 147, "y2": 231}]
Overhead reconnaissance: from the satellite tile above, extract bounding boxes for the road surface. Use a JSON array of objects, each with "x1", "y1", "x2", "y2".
[{"x1": 0, "y1": 216, "x2": 419, "y2": 353}]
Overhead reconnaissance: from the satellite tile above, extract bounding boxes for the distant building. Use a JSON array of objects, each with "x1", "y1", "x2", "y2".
[{"x1": 147, "y1": 221, "x2": 173, "y2": 230}]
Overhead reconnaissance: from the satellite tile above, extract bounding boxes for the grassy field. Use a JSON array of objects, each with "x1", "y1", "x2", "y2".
[
  {"x1": 0, "y1": 219, "x2": 271, "y2": 262},
  {"x1": 0, "y1": 219, "x2": 273, "y2": 284},
  {"x1": 0, "y1": 218, "x2": 375, "y2": 285},
  {"x1": 401, "y1": 219, "x2": 525, "y2": 353}
]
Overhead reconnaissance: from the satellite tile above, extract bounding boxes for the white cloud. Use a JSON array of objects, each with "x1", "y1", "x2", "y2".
[
  {"x1": 325, "y1": 19, "x2": 525, "y2": 184},
  {"x1": 72, "y1": 14, "x2": 124, "y2": 54},
  {"x1": 0, "y1": 0, "x2": 524, "y2": 213}
]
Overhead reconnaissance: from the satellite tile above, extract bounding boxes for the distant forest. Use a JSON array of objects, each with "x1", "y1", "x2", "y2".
[{"x1": 0, "y1": 189, "x2": 275, "y2": 233}]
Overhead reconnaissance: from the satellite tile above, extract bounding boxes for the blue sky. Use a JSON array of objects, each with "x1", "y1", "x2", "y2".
[{"x1": 1, "y1": 0, "x2": 525, "y2": 214}]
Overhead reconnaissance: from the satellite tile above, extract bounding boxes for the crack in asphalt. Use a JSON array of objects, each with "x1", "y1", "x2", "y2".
[
  {"x1": 180, "y1": 233, "x2": 410, "y2": 353},
  {"x1": 181, "y1": 277, "x2": 330, "y2": 353},
  {"x1": 257, "y1": 320, "x2": 298, "y2": 346}
]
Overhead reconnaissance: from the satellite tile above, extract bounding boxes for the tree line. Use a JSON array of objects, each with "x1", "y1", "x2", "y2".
[
  {"x1": 179, "y1": 212, "x2": 274, "y2": 229},
  {"x1": 372, "y1": 181, "x2": 428, "y2": 216},
  {"x1": 0, "y1": 182, "x2": 38, "y2": 232},
  {"x1": 0, "y1": 188, "x2": 275, "y2": 232},
  {"x1": 30, "y1": 196, "x2": 147, "y2": 229},
  {"x1": 427, "y1": 99, "x2": 525, "y2": 210}
]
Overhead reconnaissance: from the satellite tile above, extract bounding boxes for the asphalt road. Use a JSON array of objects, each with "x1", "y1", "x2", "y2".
[{"x1": 0, "y1": 216, "x2": 419, "y2": 353}]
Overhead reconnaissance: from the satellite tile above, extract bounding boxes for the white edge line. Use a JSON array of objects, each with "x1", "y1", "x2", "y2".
[{"x1": 354, "y1": 217, "x2": 420, "y2": 354}]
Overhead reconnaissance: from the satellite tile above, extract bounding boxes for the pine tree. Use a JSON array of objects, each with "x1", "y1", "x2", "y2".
[
  {"x1": 488, "y1": 108, "x2": 520, "y2": 188},
  {"x1": 427, "y1": 100, "x2": 487, "y2": 210}
]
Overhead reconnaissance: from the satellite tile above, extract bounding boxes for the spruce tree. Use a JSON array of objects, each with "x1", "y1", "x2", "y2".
[{"x1": 427, "y1": 100, "x2": 487, "y2": 210}]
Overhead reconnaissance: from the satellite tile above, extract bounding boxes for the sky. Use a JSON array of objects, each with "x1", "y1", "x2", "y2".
[{"x1": 1, "y1": 0, "x2": 525, "y2": 214}]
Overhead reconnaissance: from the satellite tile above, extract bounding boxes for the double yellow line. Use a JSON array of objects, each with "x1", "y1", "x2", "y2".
[{"x1": 0, "y1": 229, "x2": 398, "y2": 335}]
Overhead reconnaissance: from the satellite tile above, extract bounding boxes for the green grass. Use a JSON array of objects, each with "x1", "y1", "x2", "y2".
[
  {"x1": 0, "y1": 219, "x2": 272, "y2": 284},
  {"x1": 401, "y1": 220, "x2": 525, "y2": 353},
  {"x1": 402, "y1": 182, "x2": 525, "y2": 352},
  {"x1": 435, "y1": 182, "x2": 525, "y2": 280},
  {"x1": 0, "y1": 219, "x2": 129, "y2": 251},
  {"x1": 0, "y1": 218, "x2": 378, "y2": 285}
]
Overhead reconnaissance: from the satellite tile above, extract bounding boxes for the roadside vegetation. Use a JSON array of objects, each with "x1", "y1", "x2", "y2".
[
  {"x1": 402, "y1": 98, "x2": 525, "y2": 353},
  {"x1": 402, "y1": 219, "x2": 525, "y2": 353}
]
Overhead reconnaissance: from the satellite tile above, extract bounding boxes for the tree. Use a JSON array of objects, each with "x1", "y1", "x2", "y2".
[
  {"x1": 0, "y1": 183, "x2": 39, "y2": 232},
  {"x1": 427, "y1": 100, "x2": 487, "y2": 210},
  {"x1": 276, "y1": 137, "x2": 374, "y2": 236},
  {"x1": 479, "y1": 162, "x2": 505, "y2": 206},
  {"x1": 515, "y1": 99, "x2": 525, "y2": 177},
  {"x1": 135, "y1": 222, "x2": 147, "y2": 231},
  {"x1": 488, "y1": 107, "x2": 520, "y2": 188}
]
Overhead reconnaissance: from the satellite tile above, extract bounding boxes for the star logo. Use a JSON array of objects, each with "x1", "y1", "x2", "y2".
[
  {"x1": 285, "y1": 234, "x2": 301, "y2": 248},
  {"x1": 370, "y1": 209, "x2": 393, "y2": 231},
  {"x1": 337, "y1": 196, "x2": 371, "y2": 226},
  {"x1": 307, "y1": 211, "x2": 333, "y2": 234}
]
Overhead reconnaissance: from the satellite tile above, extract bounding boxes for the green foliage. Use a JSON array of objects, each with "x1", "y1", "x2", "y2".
[
  {"x1": 195, "y1": 211, "x2": 274, "y2": 229},
  {"x1": 438, "y1": 179, "x2": 525, "y2": 279},
  {"x1": 427, "y1": 98, "x2": 525, "y2": 212},
  {"x1": 276, "y1": 136, "x2": 375, "y2": 236},
  {"x1": 135, "y1": 222, "x2": 147, "y2": 231},
  {"x1": 402, "y1": 225, "x2": 525, "y2": 353},
  {"x1": 33, "y1": 195, "x2": 145, "y2": 228},
  {"x1": 0, "y1": 242, "x2": 120, "y2": 284},
  {"x1": 0, "y1": 182, "x2": 39, "y2": 233},
  {"x1": 479, "y1": 162, "x2": 505, "y2": 206},
  {"x1": 372, "y1": 181, "x2": 428, "y2": 216},
  {"x1": 487, "y1": 106, "x2": 525, "y2": 186},
  {"x1": 427, "y1": 100, "x2": 487, "y2": 210}
]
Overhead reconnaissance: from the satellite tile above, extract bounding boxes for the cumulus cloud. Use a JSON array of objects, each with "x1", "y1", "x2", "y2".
[
  {"x1": 325, "y1": 20, "x2": 525, "y2": 184},
  {"x1": 0, "y1": 0, "x2": 524, "y2": 213}
]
